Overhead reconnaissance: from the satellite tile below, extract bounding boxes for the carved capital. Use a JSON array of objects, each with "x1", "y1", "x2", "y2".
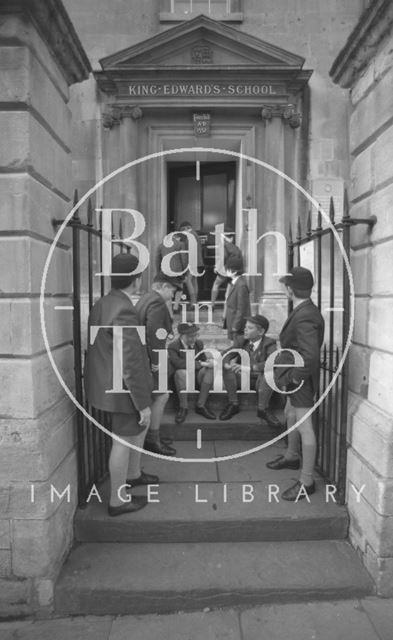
[
  {"x1": 102, "y1": 105, "x2": 122, "y2": 129},
  {"x1": 260, "y1": 103, "x2": 302, "y2": 128},
  {"x1": 102, "y1": 105, "x2": 144, "y2": 128},
  {"x1": 282, "y1": 104, "x2": 302, "y2": 128},
  {"x1": 129, "y1": 106, "x2": 143, "y2": 120}
]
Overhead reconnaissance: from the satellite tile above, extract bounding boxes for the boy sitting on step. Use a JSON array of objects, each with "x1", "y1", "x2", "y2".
[
  {"x1": 168, "y1": 323, "x2": 216, "y2": 424},
  {"x1": 219, "y1": 314, "x2": 281, "y2": 428}
]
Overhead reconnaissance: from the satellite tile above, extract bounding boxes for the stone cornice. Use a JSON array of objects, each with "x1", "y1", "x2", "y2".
[
  {"x1": 0, "y1": 0, "x2": 91, "y2": 85},
  {"x1": 99, "y1": 14, "x2": 306, "y2": 70},
  {"x1": 330, "y1": 0, "x2": 393, "y2": 88}
]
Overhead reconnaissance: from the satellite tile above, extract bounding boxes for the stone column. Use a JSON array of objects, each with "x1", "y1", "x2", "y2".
[
  {"x1": 121, "y1": 107, "x2": 142, "y2": 212},
  {"x1": 121, "y1": 108, "x2": 150, "y2": 290},
  {"x1": 0, "y1": 0, "x2": 90, "y2": 616},
  {"x1": 257, "y1": 105, "x2": 302, "y2": 336}
]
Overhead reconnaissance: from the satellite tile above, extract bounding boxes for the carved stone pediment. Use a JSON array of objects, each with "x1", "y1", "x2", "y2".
[
  {"x1": 99, "y1": 15, "x2": 306, "y2": 70},
  {"x1": 95, "y1": 15, "x2": 312, "y2": 102}
]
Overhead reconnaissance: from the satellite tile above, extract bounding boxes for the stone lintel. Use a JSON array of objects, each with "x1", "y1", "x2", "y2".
[
  {"x1": 330, "y1": 0, "x2": 393, "y2": 88},
  {"x1": 0, "y1": 0, "x2": 91, "y2": 86}
]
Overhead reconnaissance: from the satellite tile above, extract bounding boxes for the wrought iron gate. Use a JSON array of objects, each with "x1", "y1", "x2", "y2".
[
  {"x1": 54, "y1": 191, "x2": 131, "y2": 506},
  {"x1": 55, "y1": 189, "x2": 375, "y2": 507},
  {"x1": 287, "y1": 192, "x2": 375, "y2": 504}
]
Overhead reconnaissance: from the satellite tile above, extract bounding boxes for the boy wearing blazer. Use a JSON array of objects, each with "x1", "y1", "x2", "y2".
[
  {"x1": 266, "y1": 267, "x2": 325, "y2": 501},
  {"x1": 168, "y1": 323, "x2": 215, "y2": 424},
  {"x1": 84, "y1": 254, "x2": 157, "y2": 516},
  {"x1": 224, "y1": 255, "x2": 251, "y2": 347},
  {"x1": 220, "y1": 314, "x2": 280, "y2": 426}
]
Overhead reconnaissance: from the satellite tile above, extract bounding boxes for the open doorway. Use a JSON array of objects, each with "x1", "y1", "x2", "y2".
[{"x1": 167, "y1": 161, "x2": 236, "y2": 299}]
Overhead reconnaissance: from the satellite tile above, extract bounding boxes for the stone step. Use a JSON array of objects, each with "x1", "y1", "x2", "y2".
[
  {"x1": 55, "y1": 540, "x2": 374, "y2": 616},
  {"x1": 164, "y1": 391, "x2": 286, "y2": 411},
  {"x1": 159, "y1": 409, "x2": 285, "y2": 440},
  {"x1": 75, "y1": 480, "x2": 348, "y2": 544},
  {"x1": 75, "y1": 443, "x2": 348, "y2": 544}
]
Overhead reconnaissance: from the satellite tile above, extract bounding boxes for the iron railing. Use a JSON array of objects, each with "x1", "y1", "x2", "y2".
[
  {"x1": 287, "y1": 191, "x2": 375, "y2": 503},
  {"x1": 53, "y1": 191, "x2": 131, "y2": 506},
  {"x1": 54, "y1": 188, "x2": 375, "y2": 507}
]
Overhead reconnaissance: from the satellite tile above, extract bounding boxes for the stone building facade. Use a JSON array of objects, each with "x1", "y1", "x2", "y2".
[
  {"x1": 1, "y1": 0, "x2": 392, "y2": 617},
  {"x1": 0, "y1": 0, "x2": 90, "y2": 616},
  {"x1": 331, "y1": 0, "x2": 393, "y2": 596},
  {"x1": 63, "y1": 0, "x2": 367, "y2": 328}
]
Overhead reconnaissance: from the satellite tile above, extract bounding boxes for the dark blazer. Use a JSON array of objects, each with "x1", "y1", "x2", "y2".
[
  {"x1": 168, "y1": 337, "x2": 206, "y2": 372},
  {"x1": 155, "y1": 236, "x2": 185, "y2": 276},
  {"x1": 274, "y1": 299, "x2": 325, "y2": 394},
  {"x1": 225, "y1": 276, "x2": 251, "y2": 336},
  {"x1": 84, "y1": 289, "x2": 153, "y2": 414},
  {"x1": 225, "y1": 336, "x2": 277, "y2": 377},
  {"x1": 136, "y1": 290, "x2": 173, "y2": 366}
]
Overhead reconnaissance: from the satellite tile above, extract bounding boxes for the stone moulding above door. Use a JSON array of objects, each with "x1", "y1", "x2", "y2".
[{"x1": 94, "y1": 14, "x2": 312, "y2": 106}]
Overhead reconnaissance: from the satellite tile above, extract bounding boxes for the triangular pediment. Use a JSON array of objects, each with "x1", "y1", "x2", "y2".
[{"x1": 100, "y1": 15, "x2": 305, "y2": 70}]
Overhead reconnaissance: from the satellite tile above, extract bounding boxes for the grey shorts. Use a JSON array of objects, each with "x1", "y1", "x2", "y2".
[{"x1": 111, "y1": 412, "x2": 143, "y2": 436}]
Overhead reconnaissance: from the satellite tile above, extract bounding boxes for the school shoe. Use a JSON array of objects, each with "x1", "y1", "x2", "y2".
[
  {"x1": 266, "y1": 455, "x2": 300, "y2": 470},
  {"x1": 144, "y1": 440, "x2": 176, "y2": 456},
  {"x1": 126, "y1": 471, "x2": 160, "y2": 487},
  {"x1": 219, "y1": 404, "x2": 240, "y2": 420},
  {"x1": 281, "y1": 480, "x2": 316, "y2": 501},
  {"x1": 108, "y1": 495, "x2": 148, "y2": 516},
  {"x1": 257, "y1": 409, "x2": 282, "y2": 428},
  {"x1": 175, "y1": 408, "x2": 188, "y2": 424},
  {"x1": 195, "y1": 405, "x2": 216, "y2": 420}
]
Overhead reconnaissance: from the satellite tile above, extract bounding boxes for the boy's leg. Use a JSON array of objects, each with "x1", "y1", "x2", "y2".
[
  {"x1": 109, "y1": 415, "x2": 148, "y2": 507},
  {"x1": 174, "y1": 370, "x2": 188, "y2": 409},
  {"x1": 283, "y1": 399, "x2": 301, "y2": 462},
  {"x1": 184, "y1": 274, "x2": 197, "y2": 305},
  {"x1": 211, "y1": 274, "x2": 226, "y2": 305},
  {"x1": 196, "y1": 368, "x2": 214, "y2": 408},
  {"x1": 219, "y1": 368, "x2": 240, "y2": 420},
  {"x1": 256, "y1": 375, "x2": 283, "y2": 428},
  {"x1": 256, "y1": 374, "x2": 273, "y2": 411},
  {"x1": 146, "y1": 394, "x2": 170, "y2": 447},
  {"x1": 222, "y1": 368, "x2": 238, "y2": 405},
  {"x1": 294, "y1": 407, "x2": 316, "y2": 486}
]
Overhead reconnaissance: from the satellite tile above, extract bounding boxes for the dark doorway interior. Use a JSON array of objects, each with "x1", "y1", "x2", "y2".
[{"x1": 167, "y1": 161, "x2": 236, "y2": 299}]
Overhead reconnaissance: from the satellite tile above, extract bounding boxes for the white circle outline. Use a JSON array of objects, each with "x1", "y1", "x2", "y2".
[{"x1": 40, "y1": 147, "x2": 354, "y2": 463}]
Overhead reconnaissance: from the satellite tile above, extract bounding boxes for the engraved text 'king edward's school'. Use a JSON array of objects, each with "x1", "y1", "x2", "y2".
[{"x1": 127, "y1": 82, "x2": 283, "y2": 97}]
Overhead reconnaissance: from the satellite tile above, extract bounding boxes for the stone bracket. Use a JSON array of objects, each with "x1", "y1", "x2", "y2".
[{"x1": 260, "y1": 103, "x2": 302, "y2": 128}]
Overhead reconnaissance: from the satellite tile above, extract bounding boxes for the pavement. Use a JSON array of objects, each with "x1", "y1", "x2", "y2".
[{"x1": 1, "y1": 598, "x2": 392, "y2": 639}]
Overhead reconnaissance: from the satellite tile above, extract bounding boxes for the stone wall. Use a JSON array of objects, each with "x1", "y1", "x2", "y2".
[
  {"x1": 0, "y1": 0, "x2": 90, "y2": 616},
  {"x1": 331, "y1": 0, "x2": 393, "y2": 597}
]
